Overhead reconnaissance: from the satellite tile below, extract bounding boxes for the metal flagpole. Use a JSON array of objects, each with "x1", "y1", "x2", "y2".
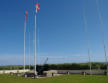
[
  {"x1": 34, "y1": 2, "x2": 40, "y2": 78},
  {"x1": 83, "y1": 9, "x2": 92, "y2": 75},
  {"x1": 34, "y1": 9, "x2": 37, "y2": 77},
  {"x1": 96, "y1": 0, "x2": 108, "y2": 74},
  {"x1": 24, "y1": 11, "x2": 28, "y2": 73}
]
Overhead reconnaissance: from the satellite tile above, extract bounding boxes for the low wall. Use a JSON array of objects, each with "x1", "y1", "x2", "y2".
[
  {"x1": 0, "y1": 70, "x2": 30, "y2": 74},
  {"x1": 57, "y1": 70, "x2": 106, "y2": 75},
  {"x1": 43, "y1": 70, "x2": 106, "y2": 77}
]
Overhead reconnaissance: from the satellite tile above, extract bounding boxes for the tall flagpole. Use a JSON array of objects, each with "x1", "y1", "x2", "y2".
[
  {"x1": 34, "y1": 2, "x2": 40, "y2": 78},
  {"x1": 24, "y1": 11, "x2": 28, "y2": 73},
  {"x1": 34, "y1": 12, "x2": 37, "y2": 76},
  {"x1": 96, "y1": 0, "x2": 108, "y2": 74},
  {"x1": 83, "y1": 9, "x2": 92, "y2": 75}
]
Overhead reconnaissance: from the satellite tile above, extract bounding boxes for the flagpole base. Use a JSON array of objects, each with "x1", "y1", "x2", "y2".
[{"x1": 34, "y1": 74, "x2": 38, "y2": 79}]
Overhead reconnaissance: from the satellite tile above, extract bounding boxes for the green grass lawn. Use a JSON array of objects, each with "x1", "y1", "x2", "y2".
[{"x1": 0, "y1": 74, "x2": 108, "y2": 83}]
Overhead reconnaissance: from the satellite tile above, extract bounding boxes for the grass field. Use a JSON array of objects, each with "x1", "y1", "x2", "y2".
[{"x1": 0, "y1": 74, "x2": 108, "y2": 83}]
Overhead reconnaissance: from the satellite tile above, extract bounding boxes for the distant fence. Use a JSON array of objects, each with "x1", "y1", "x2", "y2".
[
  {"x1": 43, "y1": 70, "x2": 107, "y2": 77},
  {"x1": 0, "y1": 70, "x2": 30, "y2": 74},
  {"x1": 57, "y1": 70, "x2": 106, "y2": 75}
]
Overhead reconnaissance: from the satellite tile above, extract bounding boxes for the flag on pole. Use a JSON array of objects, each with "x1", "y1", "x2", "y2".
[
  {"x1": 35, "y1": 3, "x2": 40, "y2": 13},
  {"x1": 25, "y1": 11, "x2": 28, "y2": 21}
]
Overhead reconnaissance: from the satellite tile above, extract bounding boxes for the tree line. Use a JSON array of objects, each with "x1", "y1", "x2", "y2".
[{"x1": 0, "y1": 62, "x2": 107, "y2": 71}]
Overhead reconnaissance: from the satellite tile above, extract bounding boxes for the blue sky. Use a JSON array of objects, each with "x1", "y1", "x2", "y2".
[{"x1": 0, "y1": 0, "x2": 108, "y2": 65}]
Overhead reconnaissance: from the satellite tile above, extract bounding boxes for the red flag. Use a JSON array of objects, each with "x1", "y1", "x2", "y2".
[
  {"x1": 25, "y1": 11, "x2": 28, "y2": 21},
  {"x1": 35, "y1": 3, "x2": 40, "y2": 13}
]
